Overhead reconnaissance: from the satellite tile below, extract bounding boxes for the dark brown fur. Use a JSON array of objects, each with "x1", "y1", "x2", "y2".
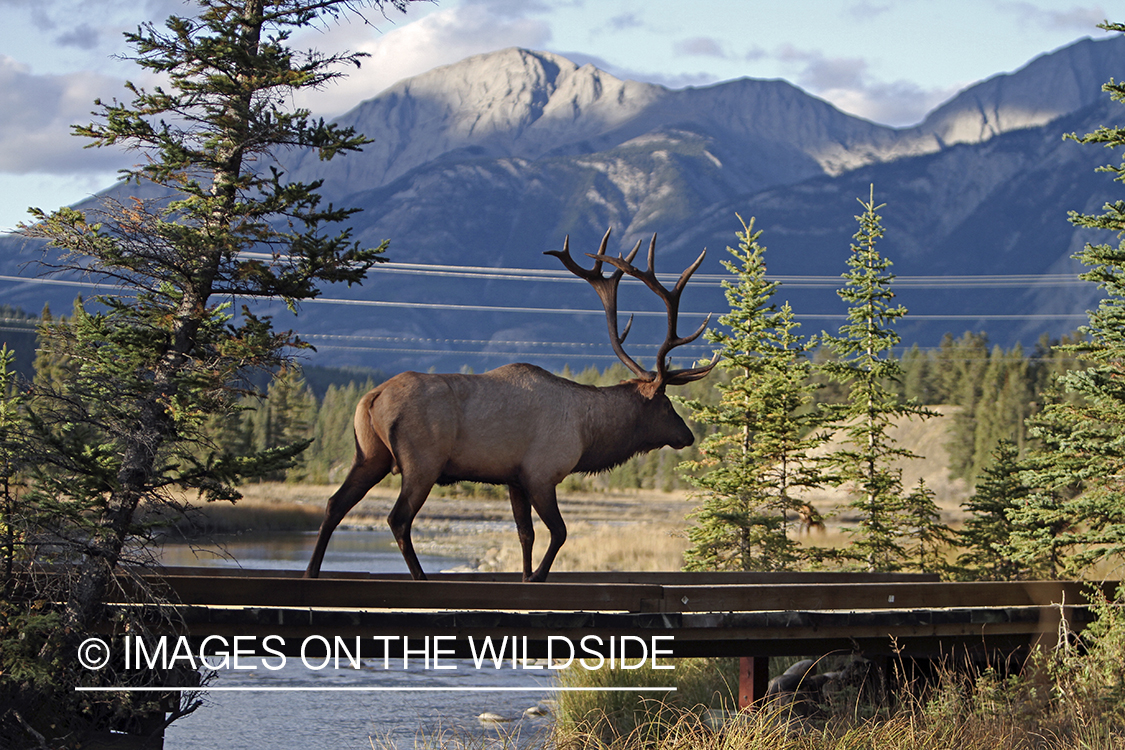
[{"x1": 303, "y1": 364, "x2": 695, "y2": 581}]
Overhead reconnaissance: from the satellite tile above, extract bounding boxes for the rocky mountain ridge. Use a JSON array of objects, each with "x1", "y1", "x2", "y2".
[{"x1": 2, "y1": 35, "x2": 1124, "y2": 374}]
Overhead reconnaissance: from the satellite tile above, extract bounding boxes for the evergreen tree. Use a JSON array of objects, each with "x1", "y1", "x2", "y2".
[
  {"x1": 938, "y1": 332, "x2": 991, "y2": 479},
  {"x1": 958, "y1": 439, "x2": 1032, "y2": 580},
  {"x1": 0, "y1": 346, "x2": 25, "y2": 591},
  {"x1": 900, "y1": 343, "x2": 941, "y2": 405},
  {"x1": 305, "y1": 378, "x2": 377, "y2": 483},
  {"x1": 901, "y1": 478, "x2": 955, "y2": 576},
  {"x1": 681, "y1": 217, "x2": 826, "y2": 571},
  {"x1": 258, "y1": 365, "x2": 317, "y2": 481},
  {"x1": 969, "y1": 344, "x2": 1032, "y2": 478},
  {"x1": 1010, "y1": 24, "x2": 1125, "y2": 575},
  {"x1": 819, "y1": 188, "x2": 935, "y2": 571},
  {"x1": 6, "y1": 1, "x2": 419, "y2": 742}
]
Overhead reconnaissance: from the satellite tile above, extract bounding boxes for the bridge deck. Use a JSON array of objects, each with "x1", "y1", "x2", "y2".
[
  {"x1": 95, "y1": 568, "x2": 1119, "y2": 707},
  {"x1": 110, "y1": 568, "x2": 1112, "y2": 658}
]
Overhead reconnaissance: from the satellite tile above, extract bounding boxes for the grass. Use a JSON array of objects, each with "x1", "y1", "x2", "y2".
[
  {"x1": 548, "y1": 589, "x2": 1125, "y2": 750},
  {"x1": 550, "y1": 656, "x2": 1125, "y2": 750}
]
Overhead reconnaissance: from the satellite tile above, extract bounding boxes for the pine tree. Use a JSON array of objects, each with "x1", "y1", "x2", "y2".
[
  {"x1": 0, "y1": 346, "x2": 25, "y2": 592},
  {"x1": 6, "y1": 1, "x2": 420, "y2": 741},
  {"x1": 1009, "y1": 24, "x2": 1125, "y2": 575},
  {"x1": 958, "y1": 439, "x2": 1032, "y2": 580},
  {"x1": 938, "y1": 332, "x2": 991, "y2": 480},
  {"x1": 819, "y1": 188, "x2": 935, "y2": 572},
  {"x1": 681, "y1": 217, "x2": 826, "y2": 571},
  {"x1": 901, "y1": 478, "x2": 955, "y2": 576},
  {"x1": 969, "y1": 344, "x2": 1032, "y2": 479},
  {"x1": 259, "y1": 365, "x2": 317, "y2": 481}
]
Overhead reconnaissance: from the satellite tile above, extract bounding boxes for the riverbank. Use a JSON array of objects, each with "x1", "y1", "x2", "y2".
[
  {"x1": 172, "y1": 483, "x2": 699, "y2": 572},
  {"x1": 170, "y1": 473, "x2": 974, "y2": 575}
]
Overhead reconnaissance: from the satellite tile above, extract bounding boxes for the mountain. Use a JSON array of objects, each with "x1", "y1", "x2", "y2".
[{"x1": 2, "y1": 36, "x2": 1124, "y2": 375}]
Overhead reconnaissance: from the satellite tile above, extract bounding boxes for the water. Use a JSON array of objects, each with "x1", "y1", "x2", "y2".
[{"x1": 160, "y1": 530, "x2": 558, "y2": 750}]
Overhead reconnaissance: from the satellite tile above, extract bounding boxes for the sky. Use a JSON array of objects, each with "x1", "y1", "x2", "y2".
[{"x1": 0, "y1": 0, "x2": 1115, "y2": 232}]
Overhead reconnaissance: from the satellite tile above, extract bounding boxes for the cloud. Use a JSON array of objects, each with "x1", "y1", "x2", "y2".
[
  {"x1": 293, "y1": 1, "x2": 554, "y2": 116},
  {"x1": 674, "y1": 36, "x2": 727, "y2": 58},
  {"x1": 776, "y1": 44, "x2": 866, "y2": 91},
  {"x1": 1001, "y1": 3, "x2": 1109, "y2": 33},
  {"x1": 556, "y1": 51, "x2": 718, "y2": 90},
  {"x1": 772, "y1": 45, "x2": 955, "y2": 126},
  {"x1": 0, "y1": 55, "x2": 130, "y2": 175},
  {"x1": 608, "y1": 12, "x2": 643, "y2": 31},
  {"x1": 54, "y1": 22, "x2": 100, "y2": 49},
  {"x1": 844, "y1": 2, "x2": 892, "y2": 21}
]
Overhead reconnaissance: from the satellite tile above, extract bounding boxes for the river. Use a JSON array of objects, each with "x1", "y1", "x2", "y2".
[{"x1": 159, "y1": 530, "x2": 557, "y2": 750}]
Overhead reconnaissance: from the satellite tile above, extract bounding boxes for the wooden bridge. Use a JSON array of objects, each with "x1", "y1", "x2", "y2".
[{"x1": 122, "y1": 567, "x2": 1116, "y2": 706}]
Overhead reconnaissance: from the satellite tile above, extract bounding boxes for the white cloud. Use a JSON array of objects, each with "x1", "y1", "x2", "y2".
[
  {"x1": 294, "y1": 1, "x2": 554, "y2": 117},
  {"x1": 0, "y1": 55, "x2": 130, "y2": 175},
  {"x1": 771, "y1": 44, "x2": 955, "y2": 126},
  {"x1": 1001, "y1": 2, "x2": 1109, "y2": 33}
]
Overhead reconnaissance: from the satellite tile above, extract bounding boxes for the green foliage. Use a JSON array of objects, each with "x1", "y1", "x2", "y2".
[
  {"x1": 3, "y1": 1, "x2": 420, "y2": 743},
  {"x1": 900, "y1": 478, "x2": 955, "y2": 575},
  {"x1": 0, "y1": 346, "x2": 27, "y2": 591},
  {"x1": 957, "y1": 439, "x2": 1035, "y2": 580},
  {"x1": 819, "y1": 188, "x2": 936, "y2": 572},
  {"x1": 680, "y1": 217, "x2": 826, "y2": 571},
  {"x1": 1009, "y1": 24, "x2": 1125, "y2": 575}
]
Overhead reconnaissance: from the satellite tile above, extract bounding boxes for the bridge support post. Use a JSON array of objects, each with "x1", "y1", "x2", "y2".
[{"x1": 738, "y1": 655, "x2": 769, "y2": 708}]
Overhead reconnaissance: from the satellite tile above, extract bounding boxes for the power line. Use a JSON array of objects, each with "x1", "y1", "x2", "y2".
[{"x1": 4, "y1": 263, "x2": 1090, "y2": 289}]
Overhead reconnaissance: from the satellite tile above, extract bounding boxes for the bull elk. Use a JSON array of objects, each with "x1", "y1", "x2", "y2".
[{"x1": 304, "y1": 229, "x2": 717, "y2": 581}]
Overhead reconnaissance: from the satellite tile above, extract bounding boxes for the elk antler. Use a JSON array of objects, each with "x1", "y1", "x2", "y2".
[
  {"x1": 593, "y1": 233, "x2": 718, "y2": 387},
  {"x1": 546, "y1": 229, "x2": 719, "y2": 387},
  {"x1": 545, "y1": 229, "x2": 649, "y2": 379}
]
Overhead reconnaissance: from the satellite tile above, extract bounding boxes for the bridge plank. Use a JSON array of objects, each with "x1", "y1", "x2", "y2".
[
  {"x1": 140, "y1": 574, "x2": 667, "y2": 613},
  {"x1": 155, "y1": 603, "x2": 1093, "y2": 660},
  {"x1": 138, "y1": 572, "x2": 1109, "y2": 614}
]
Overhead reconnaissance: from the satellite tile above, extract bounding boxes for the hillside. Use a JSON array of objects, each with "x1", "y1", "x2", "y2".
[{"x1": 1, "y1": 36, "x2": 1124, "y2": 374}]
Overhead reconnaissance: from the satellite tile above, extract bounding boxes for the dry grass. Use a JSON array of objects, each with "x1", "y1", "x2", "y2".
[
  {"x1": 165, "y1": 481, "x2": 873, "y2": 572},
  {"x1": 470, "y1": 521, "x2": 690, "y2": 573},
  {"x1": 551, "y1": 649, "x2": 1125, "y2": 750}
]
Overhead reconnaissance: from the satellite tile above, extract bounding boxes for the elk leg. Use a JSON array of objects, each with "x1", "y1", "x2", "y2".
[
  {"x1": 507, "y1": 484, "x2": 535, "y2": 581},
  {"x1": 387, "y1": 480, "x2": 436, "y2": 581},
  {"x1": 305, "y1": 450, "x2": 391, "y2": 578},
  {"x1": 527, "y1": 486, "x2": 567, "y2": 582}
]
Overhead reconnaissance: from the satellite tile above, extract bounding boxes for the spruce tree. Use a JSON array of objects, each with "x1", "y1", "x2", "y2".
[
  {"x1": 819, "y1": 188, "x2": 935, "y2": 571},
  {"x1": 681, "y1": 217, "x2": 826, "y2": 571},
  {"x1": 1010, "y1": 25, "x2": 1125, "y2": 573},
  {"x1": 6, "y1": 1, "x2": 419, "y2": 742},
  {"x1": 958, "y1": 439, "x2": 1032, "y2": 580},
  {"x1": 0, "y1": 346, "x2": 25, "y2": 592},
  {"x1": 901, "y1": 478, "x2": 955, "y2": 576}
]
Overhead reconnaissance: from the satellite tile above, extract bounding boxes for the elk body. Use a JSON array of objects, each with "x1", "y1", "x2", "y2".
[{"x1": 304, "y1": 230, "x2": 716, "y2": 581}]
